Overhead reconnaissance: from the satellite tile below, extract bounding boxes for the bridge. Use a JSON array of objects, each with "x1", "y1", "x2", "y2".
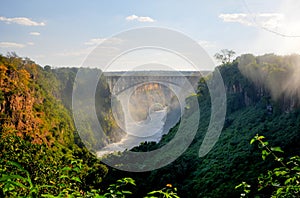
[
  {"x1": 103, "y1": 71, "x2": 202, "y2": 95},
  {"x1": 103, "y1": 70, "x2": 203, "y2": 137}
]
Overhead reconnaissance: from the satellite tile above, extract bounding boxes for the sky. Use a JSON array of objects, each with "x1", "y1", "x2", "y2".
[{"x1": 1, "y1": 0, "x2": 300, "y2": 70}]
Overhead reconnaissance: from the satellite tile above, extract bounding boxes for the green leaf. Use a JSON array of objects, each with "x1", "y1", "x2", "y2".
[
  {"x1": 71, "y1": 176, "x2": 81, "y2": 183},
  {"x1": 40, "y1": 184, "x2": 55, "y2": 189},
  {"x1": 94, "y1": 195, "x2": 105, "y2": 198},
  {"x1": 41, "y1": 194, "x2": 57, "y2": 198},
  {"x1": 7, "y1": 161, "x2": 28, "y2": 173},
  {"x1": 147, "y1": 190, "x2": 161, "y2": 194},
  {"x1": 284, "y1": 178, "x2": 293, "y2": 185},
  {"x1": 73, "y1": 167, "x2": 80, "y2": 173},
  {"x1": 292, "y1": 166, "x2": 300, "y2": 171},
  {"x1": 262, "y1": 150, "x2": 270, "y2": 160},
  {"x1": 257, "y1": 135, "x2": 265, "y2": 140},
  {"x1": 0, "y1": 174, "x2": 27, "y2": 182},
  {"x1": 59, "y1": 175, "x2": 69, "y2": 179},
  {"x1": 276, "y1": 188, "x2": 283, "y2": 195},
  {"x1": 235, "y1": 183, "x2": 243, "y2": 189},
  {"x1": 61, "y1": 167, "x2": 72, "y2": 171},
  {"x1": 122, "y1": 190, "x2": 132, "y2": 194},
  {"x1": 274, "y1": 170, "x2": 288, "y2": 176},
  {"x1": 250, "y1": 138, "x2": 256, "y2": 145},
  {"x1": 6, "y1": 180, "x2": 28, "y2": 189},
  {"x1": 271, "y1": 147, "x2": 284, "y2": 153}
]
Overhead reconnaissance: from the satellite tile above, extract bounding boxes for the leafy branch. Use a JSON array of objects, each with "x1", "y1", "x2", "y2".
[
  {"x1": 250, "y1": 134, "x2": 285, "y2": 167},
  {"x1": 236, "y1": 134, "x2": 300, "y2": 197},
  {"x1": 0, "y1": 160, "x2": 180, "y2": 197},
  {"x1": 145, "y1": 184, "x2": 180, "y2": 198}
]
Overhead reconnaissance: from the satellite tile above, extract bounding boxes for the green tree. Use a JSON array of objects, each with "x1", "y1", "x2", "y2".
[{"x1": 214, "y1": 49, "x2": 236, "y2": 64}]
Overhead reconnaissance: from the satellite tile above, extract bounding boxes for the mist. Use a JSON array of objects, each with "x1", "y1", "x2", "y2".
[{"x1": 238, "y1": 53, "x2": 300, "y2": 104}]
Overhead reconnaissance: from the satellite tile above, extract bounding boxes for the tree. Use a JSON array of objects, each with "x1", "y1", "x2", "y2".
[
  {"x1": 214, "y1": 49, "x2": 236, "y2": 64},
  {"x1": 44, "y1": 65, "x2": 51, "y2": 72}
]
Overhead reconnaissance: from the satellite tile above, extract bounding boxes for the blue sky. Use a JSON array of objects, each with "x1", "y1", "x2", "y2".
[{"x1": 0, "y1": 0, "x2": 300, "y2": 69}]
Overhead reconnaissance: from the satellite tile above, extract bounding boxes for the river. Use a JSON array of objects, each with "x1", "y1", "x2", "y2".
[{"x1": 97, "y1": 107, "x2": 178, "y2": 157}]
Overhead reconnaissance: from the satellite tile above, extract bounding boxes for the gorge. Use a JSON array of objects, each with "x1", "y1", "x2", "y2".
[{"x1": 1, "y1": 53, "x2": 300, "y2": 197}]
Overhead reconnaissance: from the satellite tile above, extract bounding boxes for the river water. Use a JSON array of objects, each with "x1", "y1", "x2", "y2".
[{"x1": 97, "y1": 108, "x2": 169, "y2": 157}]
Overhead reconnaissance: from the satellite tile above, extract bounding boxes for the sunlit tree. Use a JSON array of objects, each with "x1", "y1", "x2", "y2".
[{"x1": 214, "y1": 49, "x2": 236, "y2": 64}]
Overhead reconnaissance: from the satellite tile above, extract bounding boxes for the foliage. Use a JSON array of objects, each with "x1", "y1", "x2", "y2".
[
  {"x1": 235, "y1": 182, "x2": 251, "y2": 198},
  {"x1": 0, "y1": 161, "x2": 53, "y2": 197},
  {"x1": 52, "y1": 67, "x2": 125, "y2": 150},
  {"x1": 0, "y1": 54, "x2": 74, "y2": 146},
  {"x1": 1, "y1": 53, "x2": 300, "y2": 197},
  {"x1": 237, "y1": 53, "x2": 300, "y2": 109},
  {"x1": 214, "y1": 49, "x2": 236, "y2": 64},
  {"x1": 0, "y1": 54, "x2": 182, "y2": 197},
  {"x1": 104, "y1": 54, "x2": 300, "y2": 197},
  {"x1": 0, "y1": 134, "x2": 110, "y2": 197},
  {"x1": 236, "y1": 135, "x2": 300, "y2": 197},
  {"x1": 104, "y1": 178, "x2": 135, "y2": 198},
  {"x1": 0, "y1": 160, "x2": 177, "y2": 198},
  {"x1": 145, "y1": 184, "x2": 180, "y2": 198},
  {"x1": 0, "y1": 54, "x2": 111, "y2": 196}
]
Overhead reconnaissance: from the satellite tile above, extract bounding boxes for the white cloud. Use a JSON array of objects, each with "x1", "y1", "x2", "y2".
[
  {"x1": 57, "y1": 48, "x2": 93, "y2": 57},
  {"x1": 219, "y1": 13, "x2": 284, "y2": 29},
  {"x1": 29, "y1": 32, "x2": 40, "y2": 36},
  {"x1": 27, "y1": 42, "x2": 35, "y2": 46},
  {"x1": 84, "y1": 38, "x2": 106, "y2": 45},
  {"x1": 198, "y1": 40, "x2": 216, "y2": 48},
  {"x1": 0, "y1": 42, "x2": 25, "y2": 48},
  {"x1": 247, "y1": 0, "x2": 300, "y2": 56},
  {"x1": 0, "y1": 16, "x2": 45, "y2": 26},
  {"x1": 219, "y1": 13, "x2": 251, "y2": 26},
  {"x1": 56, "y1": 37, "x2": 123, "y2": 60},
  {"x1": 84, "y1": 37, "x2": 123, "y2": 46},
  {"x1": 125, "y1": 15, "x2": 155, "y2": 22}
]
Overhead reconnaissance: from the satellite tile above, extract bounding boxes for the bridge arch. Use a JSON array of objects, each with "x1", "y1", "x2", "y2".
[{"x1": 112, "y1": 80, "x2": 183, "y2": 96}]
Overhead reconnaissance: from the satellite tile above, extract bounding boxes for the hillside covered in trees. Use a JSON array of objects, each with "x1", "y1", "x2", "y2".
[
  {"x1": 0, "y1": 54, "x2": 125, "y2": 197},
  {"x1": 0, "y1": 53, "x2": 300, "y2": 197},
  {"x1": 103, "y1": 53, "x2": 300, "y2": 197}
]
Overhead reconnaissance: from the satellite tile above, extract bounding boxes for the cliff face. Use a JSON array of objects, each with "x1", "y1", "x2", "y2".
[
  {"x1": 0, "y1": 55, "x2": 125, "y2": 149},
  {"x1": 216, "y1": 61, "x2": 262, "y2": 113},
  {"x1": 237, "y1": 53, "x2": 300, "y2": 112},
  {"x1": 53, "y1": 68, "x2": 126, "y2": 149},
  {"x1": 218, "y1": 54, "x2": 300, "y2": 113},
  {"x1": 0, "y1": 55, "x2": 74, "y2": 146},
  {"x1": 124, "y1": 55, "x2": 300, "y2": 198},
  {"x1": 2, "y1": 91, "x2": 42, "y2": 142},
  {"x1": 128, "y1": 83, "x2": 176, "y2": 121}
]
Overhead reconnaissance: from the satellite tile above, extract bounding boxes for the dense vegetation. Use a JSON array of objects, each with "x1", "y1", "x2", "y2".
[
  {"x1": 1, "y1": 53, "x2": 300, "y2": 197},
  {"x1": 0, "y1": 54, "x2": 106, "y2": 196},
  {"x1": 0, "y1": 54, "x2": 178, "y2": 197},
  {"x1": 103, "y1": 54, "x2": 300, "y2": 197},
  {"x1": 236, "y1": 134, "x2": 300, "y2": 197},
  {"x1": 52, "y1": 67, "x2": 125, "y2": 150}
]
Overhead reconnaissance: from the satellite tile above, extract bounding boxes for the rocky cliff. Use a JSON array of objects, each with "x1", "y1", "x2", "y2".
[
  {"x1": 0, "y1": 55, "x2": 74, "y2": 146},
  {"x1": 0, "y1": 55, "x2": 124, "y2": 149}
]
